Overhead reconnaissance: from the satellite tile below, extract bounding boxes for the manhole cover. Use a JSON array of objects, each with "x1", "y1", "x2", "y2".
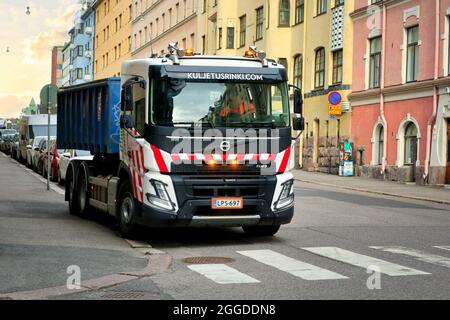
[
  {"x1": 101, "y1": 292, "x2": 146, "y2": 300},
  {"x1": 182, "y1": 256, "x2": 235, "y2": 264}
]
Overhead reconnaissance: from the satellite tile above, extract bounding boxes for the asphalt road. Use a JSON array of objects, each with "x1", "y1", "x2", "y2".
[{"x1": 1, "y1": 151, "x2": 450, "y2": 300}]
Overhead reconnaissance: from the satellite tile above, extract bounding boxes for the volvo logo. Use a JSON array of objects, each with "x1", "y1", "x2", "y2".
[{"x1": 220, "y1": 141, "x2": 231, "y2": 152}]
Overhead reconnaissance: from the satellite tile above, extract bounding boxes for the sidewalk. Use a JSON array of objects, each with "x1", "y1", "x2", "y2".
[{"x1": 293, "y1": 169, "x2": 450, "y2": 205}]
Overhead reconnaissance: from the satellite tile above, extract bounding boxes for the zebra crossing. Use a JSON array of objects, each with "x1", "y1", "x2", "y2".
[{"x1": 185, "y1": 245, "x2": 450, "y2": 284}]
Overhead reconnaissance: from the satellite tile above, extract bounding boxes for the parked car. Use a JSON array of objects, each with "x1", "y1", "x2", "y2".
[
  {"x1": 0, "y1": 129, "x2": 17, "y2": 154},
  {"x1": 9, "y1": 133, "x2": 20, "y2": 159},
  {"x1": 58, "y1": 149, "x2": 93, "y2": 185},
  {"x1": 26, "y1": 136, "x2": 45, "y2": 169},
  {"x1": 33, "y1": 138, "x2": 47, "y2": 173},
  {"x1": 41, "y1": 139, "x2": 63, "y2": 181}
]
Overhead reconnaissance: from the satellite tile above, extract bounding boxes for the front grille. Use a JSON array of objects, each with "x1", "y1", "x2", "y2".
[
  {"x1": 193, "y1": 205, "x2": 258, "y2": 216},
  {"x1": 192, "y1": 185, "x2": 259, "y2": 198}
]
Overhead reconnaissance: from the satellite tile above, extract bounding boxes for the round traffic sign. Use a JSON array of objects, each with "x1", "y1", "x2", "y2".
[{"x1": 328, "y1": 91, "x2": 342, "y2": 106}]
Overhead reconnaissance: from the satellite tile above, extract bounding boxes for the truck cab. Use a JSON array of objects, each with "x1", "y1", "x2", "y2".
[{"x1": 59, "y1": 45, "x2": 303, "y2": 237}]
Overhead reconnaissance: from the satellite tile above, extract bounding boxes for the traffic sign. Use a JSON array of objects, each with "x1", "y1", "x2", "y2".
[
  {"x1": 328, "y1": 91, "x2": 342, "y2": 106},
  {"x1": 328, "y1": 105, "x2": 342, "y2": 115}
]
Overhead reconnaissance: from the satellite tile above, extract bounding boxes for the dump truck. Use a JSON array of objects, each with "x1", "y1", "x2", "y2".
[{"x1": 57, "y1": 44, "x2": 304, "y2": 237}]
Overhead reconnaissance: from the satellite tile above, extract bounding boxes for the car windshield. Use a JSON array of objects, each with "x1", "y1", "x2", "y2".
[
  {"x1": 152, "y1": 79, "x2": 290, "y2": 128},
  {"x1": 75, "y1": 150, "x2": 91, "y2": 156},
  {"x1": 33, "y1": 137, "x2": 45, "y2": 147},
  {"x1": 29, "y1": 125, "x2": 57, "y2": 139}
]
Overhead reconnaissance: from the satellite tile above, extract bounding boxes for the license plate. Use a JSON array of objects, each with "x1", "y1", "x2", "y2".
[{"x1": 211, "y1": 197, "x2": 244, "y2": 210}]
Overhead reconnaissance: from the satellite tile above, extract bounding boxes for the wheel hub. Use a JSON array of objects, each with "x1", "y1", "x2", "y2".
[{"x1": 121, "y1": 197, "x2": 133, "y2": 224}]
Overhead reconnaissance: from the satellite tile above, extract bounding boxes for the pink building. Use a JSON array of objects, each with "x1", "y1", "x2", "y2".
[{"x1": 349, "y1": 0, "x2": 450, "y2": 185}]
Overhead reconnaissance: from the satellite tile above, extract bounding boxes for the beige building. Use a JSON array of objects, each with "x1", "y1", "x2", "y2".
[
  {"x1": 199, "y1": 1, "x2": 354, "y2": 172},
  {"x1": 94, "y1": 0, "x2": 133, "y2": 79},
  {"x1": 131, "y1": 0, "x2": 200, "y2": 59}
]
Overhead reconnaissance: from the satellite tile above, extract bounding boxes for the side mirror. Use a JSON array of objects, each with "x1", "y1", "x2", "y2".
[
  {"x1": 62, "y1": 152, "x2": 71, "y2": 158},
  {"x1": 121, "y1": 86, "x2": 133, "y2": 112},
  {"x1": 293, "y1": 88, "x2": 303, "y2": 115},
  {"x1": 293, "y1": 117, "x2": 305, "y2": 132},
  {"x1": 120, "y1": 114, "x2": 134, "y2": 129}
]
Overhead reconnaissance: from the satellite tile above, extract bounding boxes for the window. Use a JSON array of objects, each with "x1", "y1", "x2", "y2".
[
  {"x1": 239, "y1": 15, "x2": 246, "y2": 48},
  {"x1": 404, "y1": 122, "x2": 418, "y2": 165},
  {"x1": 203, "y1": 0, "x2": 207, "y2": 13},
  {"x1": 76, "y1": 68, "x2": 83, "y2": 80},
  {"x1": 278, "y1": 58, "x2": 288, "y2": 76},
  {"x1": 279, "y1": 0, "x2": 290, "y2": 27},
  {"x1": 293, "y1": 55, "x2": 302, "y2": 89},
  {"x1": 373, "y1": 124, "x2": 384, "y2": 165},
  {"x1": 218, "y1": 27, "x2": 222, "y2": 49},
  {"x1": 132, "y1": 81, "x2": 146, "y2": 135},
  {"x1": 369, "y1": 37, "x2": 382, "y2": 88},
  {"x1": 256, "y1": 7, "x2": 264, "y2": 41},
  {"x1": 406, "y1": 26, "x2": 419, "y2": 82},
  {"x1": 332, "y1": 49, "x2": 343, "y2": 84},
  {"x1": 335, "y1": 0, "x2": 344, "y2": 6},
  {"x1": 295, "y1": 0, "x2": 304, "y2": 24},
  {"x1": 316, "y1": 0, "x2": 327, "y2": 15},
  {"x1": 76, "y1": 45, "x2": 83, "y2": 57},
  {"x1": 227, "y1": 27, "x2": 235, "y2": 49},
  {"x1": 315, "y1": 48, "x2": 325, "y2": 88}
]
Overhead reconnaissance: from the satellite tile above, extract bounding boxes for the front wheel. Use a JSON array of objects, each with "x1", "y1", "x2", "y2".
[
  {"x1": 116, "y1": 181, "x2": 138, "y2": 238},
  {"x1": 242, "y1": 225, "x2": 281, "y2": 237}
]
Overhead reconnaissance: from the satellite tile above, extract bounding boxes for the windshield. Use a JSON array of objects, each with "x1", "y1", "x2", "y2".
[
  {"x1": 75, "y1": 150, "x2": 91, "y2": 156},
  {"x1": 152, "y1": 80, "x2": 290, "y2": 128},
  {"x1": 33, "y1": 137, "x2": 45, "y2": 147},
  {"x1": 29, "y1": 125, "x2": 57, "y2": 139}
]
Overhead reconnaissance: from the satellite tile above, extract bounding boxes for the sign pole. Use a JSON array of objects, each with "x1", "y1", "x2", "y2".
[{"x1": 47, "y1": 85, "x2": 50, "y2": 191}]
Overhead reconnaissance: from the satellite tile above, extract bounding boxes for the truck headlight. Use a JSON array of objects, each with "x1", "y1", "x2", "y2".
[
  {"x1": 146, "y1": 179, "x2": 176, "y2": 212},
  {"x1": 274, "y1": 180, "x2": 294, "y2": 210}
]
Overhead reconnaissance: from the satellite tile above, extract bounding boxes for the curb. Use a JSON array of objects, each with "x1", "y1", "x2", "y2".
[{"x1": 294, "y1": 178, "x2": 450, "y2": 206}]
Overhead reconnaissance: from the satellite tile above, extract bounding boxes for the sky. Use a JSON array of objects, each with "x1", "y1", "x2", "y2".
[{"x1": 0, "y1": 0, "x2": 81, "y2": 118}]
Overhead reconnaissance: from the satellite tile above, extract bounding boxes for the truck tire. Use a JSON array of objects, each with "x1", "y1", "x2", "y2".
[
  {"x1": 242, "y1": 225, "x2": 281, "y2": 237},
  {"x1": 77, "y1": 167, "x2": 92, "y2": 218},
  {"x1": 67, "y1": 171, "x2": 80, "y2": 216},
  {"x1": 116, "y1": 181, "x2": 138, "y2": 238}
]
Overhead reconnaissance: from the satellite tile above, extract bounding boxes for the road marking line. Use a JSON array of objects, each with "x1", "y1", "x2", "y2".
[
  {"x1": 371, "y1": 246, "x2": 450, "y2": 269},
  {"x1": 237, "y1": 249, "x2": 348, "y2": 280},
  {"x1": 302, "y1": 247, "x2": 430, "y2": 276},
  {"x1": 187, "y1": 264, "x2": 260, "y2": 284},
  {"x1": 434, "y1": 246, "x2": 450, "y2": 252}
]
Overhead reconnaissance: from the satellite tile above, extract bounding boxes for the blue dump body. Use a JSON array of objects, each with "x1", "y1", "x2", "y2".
[{"x1": 57, "y1": 78, "x2": 121, "y2": 154}]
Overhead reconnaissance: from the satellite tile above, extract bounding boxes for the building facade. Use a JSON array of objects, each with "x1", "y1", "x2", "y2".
[
  {"x1": 196, "y1": 1, "x2": 354, "y2": 172},
  {"x1": 131, "y1": 0, "x2": 199, "y2": 59},
  {"x1": 349, "y1": 0, "x2": 450, "y2": 185},
  {"x1": 51, "y1": 46, "x2": 64, "y2": 87},
  {"x1": 93, "y1": 0, "x2": 132, "y2": 79},
  {"x1": 60, "y1": 0, "x2": 96, "y2": 87}
]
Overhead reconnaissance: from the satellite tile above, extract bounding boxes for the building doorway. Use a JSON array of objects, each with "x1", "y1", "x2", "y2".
[
  {"x1": 404, "y1": 122, "x2": 418, "y2": 181},
  {"x1": 446, "y1": 120, "x2": 450, "y2": 184},
  {"x1": 313, "y1": 119, "x2": 320, "y2": 165}
]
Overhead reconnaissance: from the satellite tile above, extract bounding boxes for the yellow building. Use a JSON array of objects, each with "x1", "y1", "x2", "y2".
[
  {"x1": 301, "y1": 0, "x2": 354, "y2": 173},
  {"x1": 131, "y1": 0, "x2": 200, "y2": 59},
  {"x1": 198, "y1": 0, "x2": 355, "y2": 173},
  {"x1": 94, "y1": 0, "x2": 132, "y2": 79}
]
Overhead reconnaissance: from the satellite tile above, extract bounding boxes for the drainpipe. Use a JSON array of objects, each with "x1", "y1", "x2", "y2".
[
  {"x1": 380, "y1": 3, "x2": 387, "y2": 175},
  {"x1": 423, "y1": 0, "x2": 440, "y2": 183}
]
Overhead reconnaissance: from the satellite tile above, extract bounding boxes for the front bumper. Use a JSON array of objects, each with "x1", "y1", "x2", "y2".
[{"x1": 134, "y1": 173, "x2": 294, "y2": 228}]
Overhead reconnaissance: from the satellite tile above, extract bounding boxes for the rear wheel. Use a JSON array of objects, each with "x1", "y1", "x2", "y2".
[
  {"x1": 242, "y1": 225, "x2": 281, "y2": 237},
  {"x1": 67, "y1": 170, "x2": 79, "y2": 216},
  {"x1": 116, "y1": 181, "x2": 138, "y2": 238},
  {"x1": 77, "y1": 170, "x2": 91, "y2": 218}
]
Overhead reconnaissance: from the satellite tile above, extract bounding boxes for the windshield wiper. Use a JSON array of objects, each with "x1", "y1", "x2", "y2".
[
  {"x1": 157, "y1": 122, "x2": 213, "y2": 128},
  {"x1": 226, "y1": 122, "x2": 279, "y2": 128}
]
